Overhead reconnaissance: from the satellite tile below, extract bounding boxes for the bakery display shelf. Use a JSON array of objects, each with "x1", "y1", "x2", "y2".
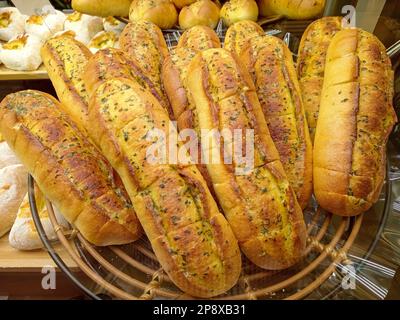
[{"x1": 0, "y1": 64, "x2": 48, "y2": 81}]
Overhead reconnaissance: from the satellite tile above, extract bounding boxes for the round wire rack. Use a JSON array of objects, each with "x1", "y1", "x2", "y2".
[{"x1": 28, "y1": 158, "x2": 394, "y2": 299}]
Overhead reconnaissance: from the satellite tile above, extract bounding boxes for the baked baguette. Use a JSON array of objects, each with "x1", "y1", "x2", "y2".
[
  {"x1": 41, "y1": 35, "x2": 92, "y2": 132},
  {"x1": 163, "y1": 27, "x2": 221, "y2": 192},
  {"x1": 119, "y1": 21, "x2": 170, "y2": 115},
  {"x1": 87, "y1": 77, "x2": 241, "y2": 298},
  {"x1": 72, "y1": 0, "x2": 132, "y2": 17},
  {"x1": 241, "y1": 35, "x2": 312, "y2": 209},
  {"x1": 186, "y1": 48, "x2": 307, "y2": 270},
  {"x1": 258, "y1": 0, "x2": 325, "y2": 20},
  {"x1": 83, "y1": 48, "x2": 170, "y2": 113},
  {"x1": 297, "y1": 16, "x2": 342, "y2": 142},
  {"x1": 0, "y1": 90, "x2": 142, "y2": 245},
  {"x1": 177, "y1": 25, "x2": 221, "y2": 52},
  {"x1": 314, "y1": 29, "x2": 397, "y2": 216},
  {"x1": 224, "y1": 20, "x2": 264, "y2": 56}
]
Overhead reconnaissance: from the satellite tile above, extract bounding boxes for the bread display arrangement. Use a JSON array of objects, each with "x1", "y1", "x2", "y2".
[{"x1": 0, "y1": 14, "x2": 397, "y2": 297}]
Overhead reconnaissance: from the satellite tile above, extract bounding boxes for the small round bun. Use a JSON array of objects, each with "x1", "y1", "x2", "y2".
[
  {"x1": 220, "y1": 0, "x2": 258, "y2": 26},
  {"x1": 179, "y1": 0, "x2": 220, "y2": 30},
  {"x1": 129, "y1": 0, "x2": 178, "y2": 30}
]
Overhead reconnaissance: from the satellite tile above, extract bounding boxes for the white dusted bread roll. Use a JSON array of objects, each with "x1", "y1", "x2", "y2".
[
  {"x1": 25, "y1": 9, "x2": 66, "y2": 41},
  {"x1": 88, "y1": 31, "x2": 118, "y2": 53},
  {"x1": 9, "y1": 188, "x2": 68, "y2": 250},
  {"x1": 0, "y1": 164, "x2": 27, "y2": 237},
  {"x1": 0, "y1": 7, "x2": 25, "y2": 41},
  {"x1": 64, "y1": 11, "x2": 103, "y2": 45},
  {"x1": 103, "y1": 16, "x2": 126, "y2": 35},
  {"x1": 0, "y1": 141, "x2": 20, "y2": 170},
  {"x1": 0, "y1": 34, "x2": 42, "y2": 71}
]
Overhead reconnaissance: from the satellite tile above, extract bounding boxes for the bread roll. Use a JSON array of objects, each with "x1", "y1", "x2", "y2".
[
  {"x1": 0, "y1": 164, "x2": 27, "y2": 237},
  {"x1": 0, "y1": 7, "x2": 25, "y2": 42},
  {"x1": 25, "y1": 10, "x2": 66, "y2": 42},
  {"x1": 258, "y1": 0, "x2": 325, "y2": 20},
  {"x1": 224, "y1": 20, "x2": 264, "y2": 55},
  {"x1": 177, "y1": 25, "x2": 221, "y2": 51},
  {"x1": 220, "y1": 0, "x2": 258, "y2": 27},
  {"x1": 129, "y1": 0, "x2": 178, "y2": 30},
  {"x1": 0, "y1": 141, "x2": 20, "y2": 170},
  {"x1": 83, "y1": 48, "x2": 171, "y2": 113},
  {"x1": 103, "y1": 16, "x2": 126, "y2": 35},
  {"x1": 0, "y1": 90, "x2": 142, "y2": 245},
  {"x1": 64, "y1": 12, "x2": 103, "y2": 45},
  {"x1": 186, "y1": 48, "x2": 307, "y2": 269},
  {"x1": 41, "y1": 35, "x2": 92, "y2": 132},
  {"x1": 88, "y1": 31, "x2": 119, "y2": 54},
  {"x1": 241, "y1": 35, "x2": 312, "y2": 209},
  {"x1": 314, "y1": 29, "x2": 397, "y2": 216},
  {"x1": 72, "y1": 0, "x2": 132, "y2": 17},
  {"x1": 9, "y1": 187, "x2": 68, "y2": 251},
  {"x1": 0, "y1": 34, "x2": 43, "y2": 71},
  {"x1": 297, "y1": 17, "x2": 342, "y2": 142},
  {"x1": 119, "y1": 21, "x2": 170, "y2": 114},
  {"x1": 179, "y1": 0, "x2": 220, "y2": 30},
  {"x1": 87, "y1": 77, "x2": 241, "y2": 297}
]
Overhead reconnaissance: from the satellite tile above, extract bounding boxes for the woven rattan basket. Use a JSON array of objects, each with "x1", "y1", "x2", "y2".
[{"x1": 27, "y1": 21, "x2": 399, "y2": 300}]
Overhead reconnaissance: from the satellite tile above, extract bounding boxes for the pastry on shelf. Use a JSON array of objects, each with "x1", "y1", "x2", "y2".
[
  {"x1": 258, "y1": 0, "x2": 326, "y2": 20},
  {"x1": 64, "y1": 11, "x2": 103, "y2": 45},
  {"x1": 88, "y1": 31, "x2": 119, "y2": 53},
  {"x1": 179, "y1": 0, "x2": 220, "y2": 29},
  {"x1": 0, "y1": 7, "x2": 25, "y2": 42},
  {"x1": 9, "y1": 186, "x2": 68, "y2": 251},
  {"x1": 103, "y1": 16, "x2": 126, "y2": 35},
  {"x1": 0, "y1": 34, "x2": 43, "y2": 71},
  {"x1": 24, "y1": 9, "x2": 66, "y2": 42},
  {"x1": 0, "y1": 164, "x2": 27, "y2": 238}
]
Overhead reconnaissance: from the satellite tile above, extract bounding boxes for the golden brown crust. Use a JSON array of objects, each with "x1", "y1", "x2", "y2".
[
  {"x1": 178, "y1": 0, "x2": 220, "y2": 30},
  {"x1": 224, "y1": 20, "x2": 264, "y2": 56},
  {"x1": 177, "y1": 25, "x2": 221, "y2": 51},
  {"x1": 0, "y1": 90, "x2": 142, "y2": 246},
  {"x1": 119, "y1": 21, "x2": 170, "y2": 114},
  {"x1": 241, "y1": 35, "x2": 312, "y2": 209},
  {"x1": 129, "y1": 0, "x2": 178, "y2": 30},
  {"x1": 87, "y1": 77, "x2": 241, "y2": 297},
  {"x1": 220, "y1": 0, "x2": 259, "y2": 27},
  {"x1": 258, "y1": 0, "x2": 325, "y2": 20},
  {"x1": 72, "y1": 0, "x2": 132, "y2": 17},
  {"x1": 186, "y1": 48, "x2": 307, "y2": 270},
  {"x1": 314, "y1": 28, "x2": 397, "y2": 216},
  {"x1": 83, "y1": 48, "x2": 171, "y2": 113},
  {"x1": 297, "y1": 16, "x2": 342, "y2": 142},
  {"x1": 41, "y1": 35, "x2": 92, "y2": 132}
]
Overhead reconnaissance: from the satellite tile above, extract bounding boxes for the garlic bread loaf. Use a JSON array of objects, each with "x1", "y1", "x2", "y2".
[
  {"x1": 297, "y1": 16, "x2": 342, "y2": 142},
  {"x1": 83, "y1": 48, "x2": 170, "y2": 112},
  {"x1": 41, "y1": 35, "x2": 92, "y2": 132},
  {"x1": 119, "y1": 21, "x2": 170, "y2": 115},
  {"x1": 87, "y1": 77, "x2": 241, "y2": 297},
  {"x1": 187, "y1": 49, "x2": 307, "y2": 270},
  {"x1": 224, "y1": 20, "x2": 264, "y2": 56},
  {"x1": 241, "y1": 35, "x2": 312, "y2": 209},
  {"x1": 314, "y1": 29, "x2": 397, "y2": 216},
  {"x1": 177, "y1": 25, "x2": 221, "y2": 51},
  {"x1": 0, "y1": 90, "x2": 142, "y2": 245}
]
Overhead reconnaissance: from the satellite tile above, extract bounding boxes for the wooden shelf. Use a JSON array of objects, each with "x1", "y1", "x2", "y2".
[
  {"x1": 0, "y1": 64, "x2": 48, "y2": 81},
  {"x1": 0, "y1": 234, "x2": 77, "y2": 272}
]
